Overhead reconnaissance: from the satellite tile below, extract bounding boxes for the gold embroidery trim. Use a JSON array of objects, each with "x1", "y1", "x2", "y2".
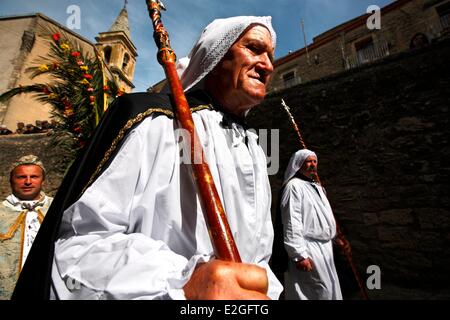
[
  {"x1": 18, "y1": 213, "x2": 26, "y2": 273},
  {"x1": 190, "y1": 105, "x2": 212, "y2": 113},
  {"x1": 37, "y1": 208, "x2": 45, "y2": 224},
  {"x1": 82, "y1": 104, "x2": 211, "y2": 194},
  {"x1": 0, "y1": 211, "x2": 27, "y2": 241}
]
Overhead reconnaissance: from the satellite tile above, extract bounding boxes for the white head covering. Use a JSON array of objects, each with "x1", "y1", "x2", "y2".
[
  {"x1": 177, "y1": 16, "x2": 276, "y2": 92},
  {"x1": 283, "y1": 149, "x2": 317, "y2": 184}
]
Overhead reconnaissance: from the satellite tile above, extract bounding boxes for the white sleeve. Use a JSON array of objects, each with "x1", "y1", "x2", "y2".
[
  {"x1": 255, "y1": 208, "x2": 283, "y2": 300},
  {"x1": 52, "y1": 116, "x2": 207, "y2": 300},
  {"x1": 280, "y1": 181, "x2": 310, "y2": 260},
  {"x1": 256, "y1": 260, "x2": 283, "y2": 300}
]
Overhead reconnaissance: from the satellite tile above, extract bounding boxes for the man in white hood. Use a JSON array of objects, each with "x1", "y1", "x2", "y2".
[
  {"x1": 280, "y1": 149, "x2": 343, "y2": 299},
  {"x1": 14, "y1": 16, "x2": 282, "y2": 300}
]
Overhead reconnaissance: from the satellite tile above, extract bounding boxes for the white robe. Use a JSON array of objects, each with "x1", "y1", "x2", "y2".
[
  {"x1": 51, "y1": 108, "x2": 283, "y2": 300},
  {"x1": 280, "y1": 178, "x2": 342, "y2": 300}
]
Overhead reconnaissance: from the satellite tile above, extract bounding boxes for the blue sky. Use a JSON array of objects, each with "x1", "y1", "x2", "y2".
[{"x1": 1, "y1": 0, "x2": 393, "y2": 92}]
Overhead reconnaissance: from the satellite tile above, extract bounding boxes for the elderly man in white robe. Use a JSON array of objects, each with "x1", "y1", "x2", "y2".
[
  {"x1": 280, "y1": 149, "x2": 343, "y2": 300},
  {"x1": 47, "y1": 16, "x2": 283, "y2": 300}
]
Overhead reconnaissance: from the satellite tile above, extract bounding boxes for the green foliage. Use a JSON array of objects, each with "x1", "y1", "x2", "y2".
[{"x1": 0, "y1": 26, "x2": 125, "y2": 154}]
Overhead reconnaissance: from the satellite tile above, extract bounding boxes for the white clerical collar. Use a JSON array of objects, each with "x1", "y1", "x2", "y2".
[{"x1": 6, "y1": 193, "x2": 46, "y2": 210}]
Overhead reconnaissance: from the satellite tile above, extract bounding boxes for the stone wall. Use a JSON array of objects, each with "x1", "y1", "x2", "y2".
[{"x1": 247, "y1": 38, "x2": 450, "y2": 291}]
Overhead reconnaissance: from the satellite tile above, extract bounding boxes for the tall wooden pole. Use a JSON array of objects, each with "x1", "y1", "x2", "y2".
[{"x1": 145, "y1": 0, "x2": 241, "y2": 262}]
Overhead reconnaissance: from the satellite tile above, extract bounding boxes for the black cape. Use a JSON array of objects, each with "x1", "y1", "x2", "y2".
[
  {"x1": 269, "y1": 187, "x2": 289, "y2": 283},
  {"x1": 12, "y1": 91, "x2": 213, "y2": 300}
]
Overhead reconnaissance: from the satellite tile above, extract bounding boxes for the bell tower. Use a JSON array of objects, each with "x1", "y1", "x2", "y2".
[{"x1": 95, "y1": 1, "x2": 137, "y2": 92}]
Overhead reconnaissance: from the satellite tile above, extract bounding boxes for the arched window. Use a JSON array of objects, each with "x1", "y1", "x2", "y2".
[
  {"x1": 103, "y1": 46, "x2": 112, "y2": 64},
  {"x1": 122, "y1": 53, "x2": 130, "y2": 73}
]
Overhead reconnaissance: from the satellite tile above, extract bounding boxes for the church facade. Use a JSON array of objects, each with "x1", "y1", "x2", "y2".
[{"x1": 0, "y1": 6, "x2": 137, "y2": 132}]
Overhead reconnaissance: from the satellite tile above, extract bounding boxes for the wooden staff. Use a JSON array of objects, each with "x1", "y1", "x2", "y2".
[
  {"x1": 280, "y1": 99, "x2": 369, "y2": 300},
  {"x1": 145, "y1": 0, "x2": 241, "y2": 262},
  {"x1": 281, "y1": 99, "x2": 307, "y2": 150},
  {"x1": 335, "y1": 224, "x2": 370, "y2": 300}
]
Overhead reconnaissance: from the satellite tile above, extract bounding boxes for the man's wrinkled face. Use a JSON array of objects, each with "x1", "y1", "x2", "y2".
[
  {"x1": 206, "y1": 25, "x2": 274, "y2": 117},
  {"x1": 300, "y1": 155, "x2": 318, "y2": 180},
  {"x1": 10, "y1": 165, "x2": 44, "y2": 201}
]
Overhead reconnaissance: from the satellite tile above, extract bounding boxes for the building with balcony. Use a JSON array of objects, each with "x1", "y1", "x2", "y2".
[{"x1": 269, "y1": 0, "x2": 450, "y2": 92}]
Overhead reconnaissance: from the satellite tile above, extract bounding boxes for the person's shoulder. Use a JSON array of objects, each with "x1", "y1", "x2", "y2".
[
  {"x1": 118, "y1": 92, "x2": 170, "y2": 105},
  {"x1": 0, "y1": 201, "x2": 18, "y2": 218},
  {"x1": 286, "y1": 177, "x2": 307, "y2": 188},
  {"x1": 111, "y1": 92, "x2": 174, "y2": 117},
  {"x1": 0, "y1": 201, "x2": 8, "y2": 210},
  {"x1": 1, "y1": 197, "x2": 15, "y2": 209},
  {"x1": 284, "y1": 178, "x2": 308, "y2": 194},
  {"x1": 109, "y1": 92, "x2": 214, "y2": 119}
]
